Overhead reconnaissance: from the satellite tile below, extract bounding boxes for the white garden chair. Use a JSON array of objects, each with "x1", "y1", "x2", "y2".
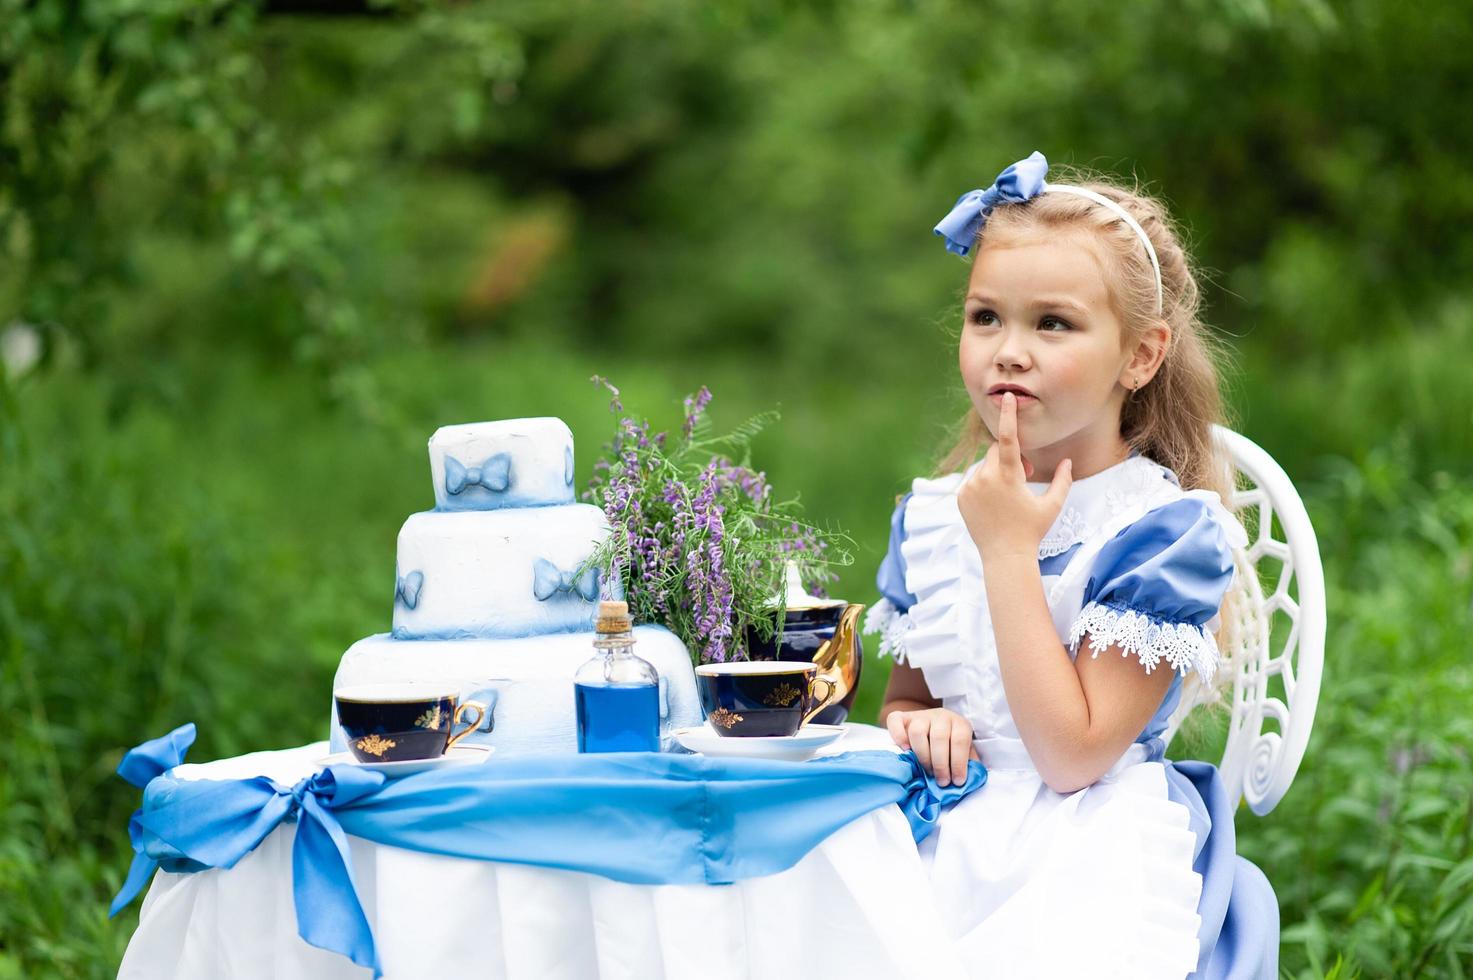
[{"x1": 1162, "y1": 425, "x2": 1325, "y2": 816}]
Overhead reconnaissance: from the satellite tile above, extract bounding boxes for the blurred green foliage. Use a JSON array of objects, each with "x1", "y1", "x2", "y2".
[{"x1": 3, "y1": 0, "x2": 1472, "y2": 975}]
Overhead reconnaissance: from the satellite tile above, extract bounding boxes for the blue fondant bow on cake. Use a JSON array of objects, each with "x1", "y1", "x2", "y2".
[
  {"x1": 393, "y1": 569, "x2": 424, "y2": 609},
  {"x1": 444, "y1": 453, "x2": 511, "y2": 496},
  {"x1": 532, "y1": 558, "x2": 600, "y2": 602}
]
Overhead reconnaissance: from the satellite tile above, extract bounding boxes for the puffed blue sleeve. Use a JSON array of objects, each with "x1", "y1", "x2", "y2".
[
  {"x1": 875, "y1": 492, "x2": 917, "y2": 612},
  {"x1": 863, "y1": 492, "x2": 918, "y2": 661},
  {"x1": 1068, "y1": 497, "x2": 1238, "y2": 684}
]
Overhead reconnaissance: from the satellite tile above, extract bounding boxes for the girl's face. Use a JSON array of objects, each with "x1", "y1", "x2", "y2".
[{"x1": 959, "y1": 230, "x2": 1142, "y2": 480}]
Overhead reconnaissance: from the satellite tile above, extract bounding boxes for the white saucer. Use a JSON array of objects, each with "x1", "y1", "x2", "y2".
[
  {"x1": 672, "y1": 724, "x2": 845, "y2": 762},
  {"x1": 315, "y1": 744, "x2": 495, "y2": 776}
]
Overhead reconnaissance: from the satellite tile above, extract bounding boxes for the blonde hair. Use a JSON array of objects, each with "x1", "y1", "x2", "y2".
[{"x1": 933, "y1": 166, "x2": 1243, "y2": 710}]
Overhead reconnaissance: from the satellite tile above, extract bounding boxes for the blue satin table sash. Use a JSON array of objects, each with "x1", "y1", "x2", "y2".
[{"x1": 111, "y1": 724, "x2": 985, "y2": 977}]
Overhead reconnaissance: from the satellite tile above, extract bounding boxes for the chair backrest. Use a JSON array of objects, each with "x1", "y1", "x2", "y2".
[{"x1": 1162, "y1": 426, "x2": 1325, "y2": 816}]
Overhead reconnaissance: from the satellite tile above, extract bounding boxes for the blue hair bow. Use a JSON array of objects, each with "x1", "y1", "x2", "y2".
[
  {"x1": 444, "y1": 453, "x2": 511, "y2": 497},
  {"x1": 394, "y1": 570, "x2": 424, "y2": 610},
  {"x1": 933, "y1": 151, "x2": 1049, "y2": 257},
  {"x1": 532, "y1": 558, "x2": 600, "y2": 602}
]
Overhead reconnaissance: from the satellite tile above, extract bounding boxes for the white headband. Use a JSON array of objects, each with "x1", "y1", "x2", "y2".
[{"x1": 1043, "y1": 183, "x2": 1164, "y2": 316}]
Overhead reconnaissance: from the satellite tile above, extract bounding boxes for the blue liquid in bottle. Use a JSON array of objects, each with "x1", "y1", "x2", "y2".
[
  {"x1": 575, "y1": 600, "x2": 662, "y2": 753},
  {"x1": 575, "y1": 683, "x2": 660, "y2": 752}
]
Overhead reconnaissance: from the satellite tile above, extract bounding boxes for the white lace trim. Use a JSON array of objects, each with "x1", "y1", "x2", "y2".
[
  {"x1": 1038, "y1": 505, "x2": 1091, "y2": 557},
  {"x1": 1067, "y1": 600, "x2": 1220, "y2": 685},
  {"x1": 862, "y1": 598, "x2": 914, "y2": 663}
]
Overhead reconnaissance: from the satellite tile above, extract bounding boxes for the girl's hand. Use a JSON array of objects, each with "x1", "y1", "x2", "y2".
[
  {"x1": 957, "y1": 391, "x2": 1073, "y2": 561},
  {"x1": 886, "y1": 707, "x2": 982, "y2": 787}
]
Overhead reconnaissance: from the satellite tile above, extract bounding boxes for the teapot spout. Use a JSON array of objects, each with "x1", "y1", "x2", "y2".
[
  {"x1": 815, "y1": 602, "x2": 864, "y2": 671},
  {"x1": 809, "y1": 602, "x2": 865, "y2": 724}
]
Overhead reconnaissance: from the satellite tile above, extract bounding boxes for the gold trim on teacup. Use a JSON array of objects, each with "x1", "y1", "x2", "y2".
[
  {"x1": 335, "y1": 688, "x2": 459, "y2": 705},
  {"x1": 355, "y1": 734, "x2": 397, "y2": 758},
  {"x1": 413, "y1": 706, "x2": 442, "y2": 730},
  {"x1": 696, "y1": 662, "x2": 818, "y2": 677}
]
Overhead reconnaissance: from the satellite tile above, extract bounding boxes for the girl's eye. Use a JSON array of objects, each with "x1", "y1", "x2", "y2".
[
  {"x1": 969, "y1": 308, "x2": 998, "y2": 326},
  {"x1": 1039, "y1": 316, "x2": 1072, "y2": 332}
]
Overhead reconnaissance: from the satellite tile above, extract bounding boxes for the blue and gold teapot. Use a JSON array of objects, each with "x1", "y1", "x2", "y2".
[{"x1": 744, "y1": 563, "x2": 864, "y2": 725}]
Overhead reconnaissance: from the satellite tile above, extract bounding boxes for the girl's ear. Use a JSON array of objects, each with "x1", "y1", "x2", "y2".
[{"x1": 1122, "y1": 322, "x2": 1171, "y2": 386}]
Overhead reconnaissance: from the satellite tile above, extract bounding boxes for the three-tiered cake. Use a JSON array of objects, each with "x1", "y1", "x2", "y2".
[{"x1": 329, "y1": 417, "x2": 702, "y2": 754}]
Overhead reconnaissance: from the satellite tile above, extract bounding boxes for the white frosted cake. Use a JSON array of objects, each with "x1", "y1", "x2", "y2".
[{"x1": 330, "y1": 417, "x2": 702, "y2": 754}]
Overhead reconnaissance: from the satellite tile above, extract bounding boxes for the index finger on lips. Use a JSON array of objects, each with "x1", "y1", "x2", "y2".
[
  {"x1": 998, "y1": 391, "x2": 1016, "y2": 443},
  {"x1": 998, "y1": 393, "x2": 1023, "y2": 471}
]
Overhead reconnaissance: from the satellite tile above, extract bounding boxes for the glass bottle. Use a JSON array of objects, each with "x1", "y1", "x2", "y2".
[{"x1": 574, "y1": 600, "x2": 660, "y2": 752}]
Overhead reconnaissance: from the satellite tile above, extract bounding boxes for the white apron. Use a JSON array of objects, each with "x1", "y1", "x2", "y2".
[{"x1": 869, "y1": 455, "x2": 1248, "y2": 980}]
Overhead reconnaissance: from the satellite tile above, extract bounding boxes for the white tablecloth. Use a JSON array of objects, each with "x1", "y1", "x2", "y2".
[{"x1": 119, "y1": 724, "x2": 968, "y2": 980}]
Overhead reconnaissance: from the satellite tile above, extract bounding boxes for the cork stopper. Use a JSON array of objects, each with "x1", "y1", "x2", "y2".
[{"x1": 595, "y1": 600, "x2": 632, "y2": 634}]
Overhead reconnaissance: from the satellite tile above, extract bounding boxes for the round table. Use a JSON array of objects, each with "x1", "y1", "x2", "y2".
[{"x1": 118, "y1": 723, "x2": 970, "y2": 980}]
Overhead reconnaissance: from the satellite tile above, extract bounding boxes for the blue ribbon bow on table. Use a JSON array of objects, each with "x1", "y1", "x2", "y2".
[
  {"x1": 109, "y1": 724, "x2": 388, "y2": 975},
  {"x1": 933, "y1": 150, "x2": 1049, "y2": 257},
  {"x1": 110, "y1": 725, "x2": 986, "y2": 976},
  {"x1": 443, "y1": 452, "x2": 511, "y2": 497},
  {"x1": 531, "y1": 557, "x2": 599, "y2": 602},
  {"x1": 393, "y1": 569, "x2": 424, "y2": 609}
]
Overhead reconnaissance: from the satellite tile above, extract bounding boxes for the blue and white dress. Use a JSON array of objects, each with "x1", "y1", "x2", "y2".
[{"x1": 864, "y1": 452, "x2": 1280, "y2": 980}]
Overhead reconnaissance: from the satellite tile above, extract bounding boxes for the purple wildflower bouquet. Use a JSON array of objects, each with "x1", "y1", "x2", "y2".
[{"x1": 581, "y1": 377, "x2": 852, "y2": 666}]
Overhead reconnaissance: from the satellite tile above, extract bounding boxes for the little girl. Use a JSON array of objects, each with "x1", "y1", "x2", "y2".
[{"x1": 865, "y1": 152, "x2": 1279, "y2": 979}]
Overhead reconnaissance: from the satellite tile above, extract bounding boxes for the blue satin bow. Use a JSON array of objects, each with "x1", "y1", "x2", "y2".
[
  {"x1": 933, "y1": 150, "x2": 1049, "y2": 257},
  {"x1": 394, "y1": 569, "x2": 424, "y2": 609},
  {"x1": 110, "y1": 723, "x2": 200, "y2": 918},
  {"x1": 532, "y1": 557, "x2": 599, "y2": 602},
  {"x1": 110, "y1": 724, "x2": 388, "y2": 976},
  {"x1": 899, "y1": 753, "x2": 987, "y2": 833},
  {"x1": 444, "y1": 452, "x2": 511, "y2": 496}
]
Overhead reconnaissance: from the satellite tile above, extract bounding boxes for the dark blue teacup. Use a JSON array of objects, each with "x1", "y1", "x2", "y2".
[
  {"x1": 335, "y1": 684, "x2": 487, "y2": 763},
  {"x1": 695, "y1": 662, "x2": 838, "y2": 737}
]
